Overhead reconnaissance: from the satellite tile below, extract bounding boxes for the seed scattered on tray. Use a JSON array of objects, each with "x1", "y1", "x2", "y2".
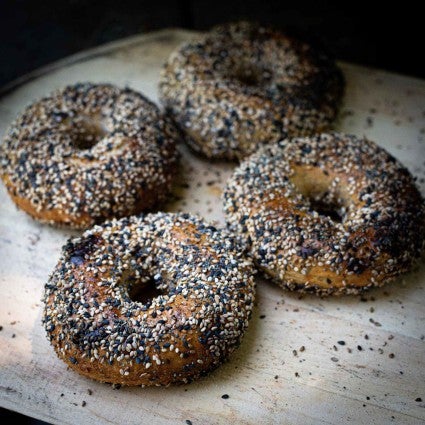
[
  {"x1": 366, "y1": 117, "x2": 374, "y2": 128},
  {"x1": 369, "y1": 318, "x2": 382, "y2": 327}
]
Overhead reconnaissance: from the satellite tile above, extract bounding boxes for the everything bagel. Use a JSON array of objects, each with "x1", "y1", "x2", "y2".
[
  {"x1": 160, "y1": 22, "x2": 344, "y2": 160},
  {"x1": 43, "y1": 212, "x2": 255, "y2": 385},
  {"x1": 0, "y1": 83, "x2": 180, "y2": 228},
  {"x1": 223, "y1": 133, "x2": 425, "y2": 295}
]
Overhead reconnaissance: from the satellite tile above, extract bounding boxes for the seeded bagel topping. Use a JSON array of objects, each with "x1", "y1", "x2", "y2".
[
  {"x1": 0, "y1": 83, "x2": 180, "y2": 228},
  {"x1": 223, "y1": 133, "x2": 425, "y2": 295},
  {"x1": 43, "y1": 212, "x2": 255, "y2": 386},
  {"x1": 160, "y1": 21, "x2": 344, "y2": 159}
]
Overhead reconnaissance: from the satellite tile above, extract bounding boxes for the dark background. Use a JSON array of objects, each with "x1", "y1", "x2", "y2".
[
  {"x1": 0, "y1": 0, "x2": 422, "y2": 423},
  {"x1": 0, "y1": 0, "x2": 424, "y2": 89}
]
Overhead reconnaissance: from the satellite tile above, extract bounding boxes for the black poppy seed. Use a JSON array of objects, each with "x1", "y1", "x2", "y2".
[{"x1": 221, "y1": 394, "x2": 230, "y2": 399}]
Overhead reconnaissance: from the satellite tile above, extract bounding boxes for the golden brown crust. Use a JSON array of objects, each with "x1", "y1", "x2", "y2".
[
  {"x1": 50, "y1": 292, "x2": 213, "y2": 386},
  {"x1": 2, "y1": 173, "x2": 93, "y2": 226},
  {"x1": 43, "y1": 213, "x2": 255, "y2": 385},
  {"x1": 223, "y1": 133, "x2": 425, "y2": 295},
  {"x1": 0, "y1": 83, "x2": 180, "y2": 228}
]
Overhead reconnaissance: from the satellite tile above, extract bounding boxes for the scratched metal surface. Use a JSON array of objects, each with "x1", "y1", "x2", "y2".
[{"x1": 0, "y1": 29, "x2": 424, "y2": 425}]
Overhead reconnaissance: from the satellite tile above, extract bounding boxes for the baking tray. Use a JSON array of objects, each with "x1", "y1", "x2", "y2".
[{"x1": 0, "y1": 29, "x2": 424, "y2": 424}]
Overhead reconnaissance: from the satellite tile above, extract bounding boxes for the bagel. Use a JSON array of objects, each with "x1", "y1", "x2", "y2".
[
  {"x1": 0, "y1": 83, "x2": 180, "y2": 228},
  {"x1": 223, "y1": 133, "x2": 425, "y2": 295},
  {"x1": 159, "y1": 21, "x2": 344, "y2": 160},
  {"x1": 43, "y1": 212, "x2": 255, "y2": 386}
]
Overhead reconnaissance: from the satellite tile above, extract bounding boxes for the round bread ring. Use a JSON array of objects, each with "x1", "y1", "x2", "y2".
[
  {"x1": 0, "y1": 83, "x2": 180, "y2": 228},
  {"x1": 43, "y1": 212, "x2": 255, "y2": 386},
  {"x1": 159, "y1": 21, "x2": 344, "y2": 160},
  {"x1": 223, "y1": 133, "x2": 425, "y2": 295}
]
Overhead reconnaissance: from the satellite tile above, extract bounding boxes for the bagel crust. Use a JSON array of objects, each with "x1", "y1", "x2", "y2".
[
  {"x1": 43, "y1": 213, "x2": 255, "y2": 386},
  {"x1": 0, "y1": 83, "x2": 180, "y2": 228},
  {"x1": 159, "y1": 22, "x2": 344, "y2": 160},
  {"x1": 223, "y1": 133, "x2": 425, "y2": 295}
]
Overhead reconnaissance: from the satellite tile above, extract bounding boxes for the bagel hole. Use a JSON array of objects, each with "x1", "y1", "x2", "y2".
[
  {"x1": 127, "y1": 278, "x2": 164, "y2": 306},
  {"x1": 309, "y1": 197, "x2": 345, "y2": 223},
  {"x1": 231, "y1": 63, "x2": 271, "y2": 87},
  {"x1": 290, "y1": 168, "x2": 347, "y2": 223},
  {"x1": 71, "y1": 116, "x2": 107, "y2": 150}
]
